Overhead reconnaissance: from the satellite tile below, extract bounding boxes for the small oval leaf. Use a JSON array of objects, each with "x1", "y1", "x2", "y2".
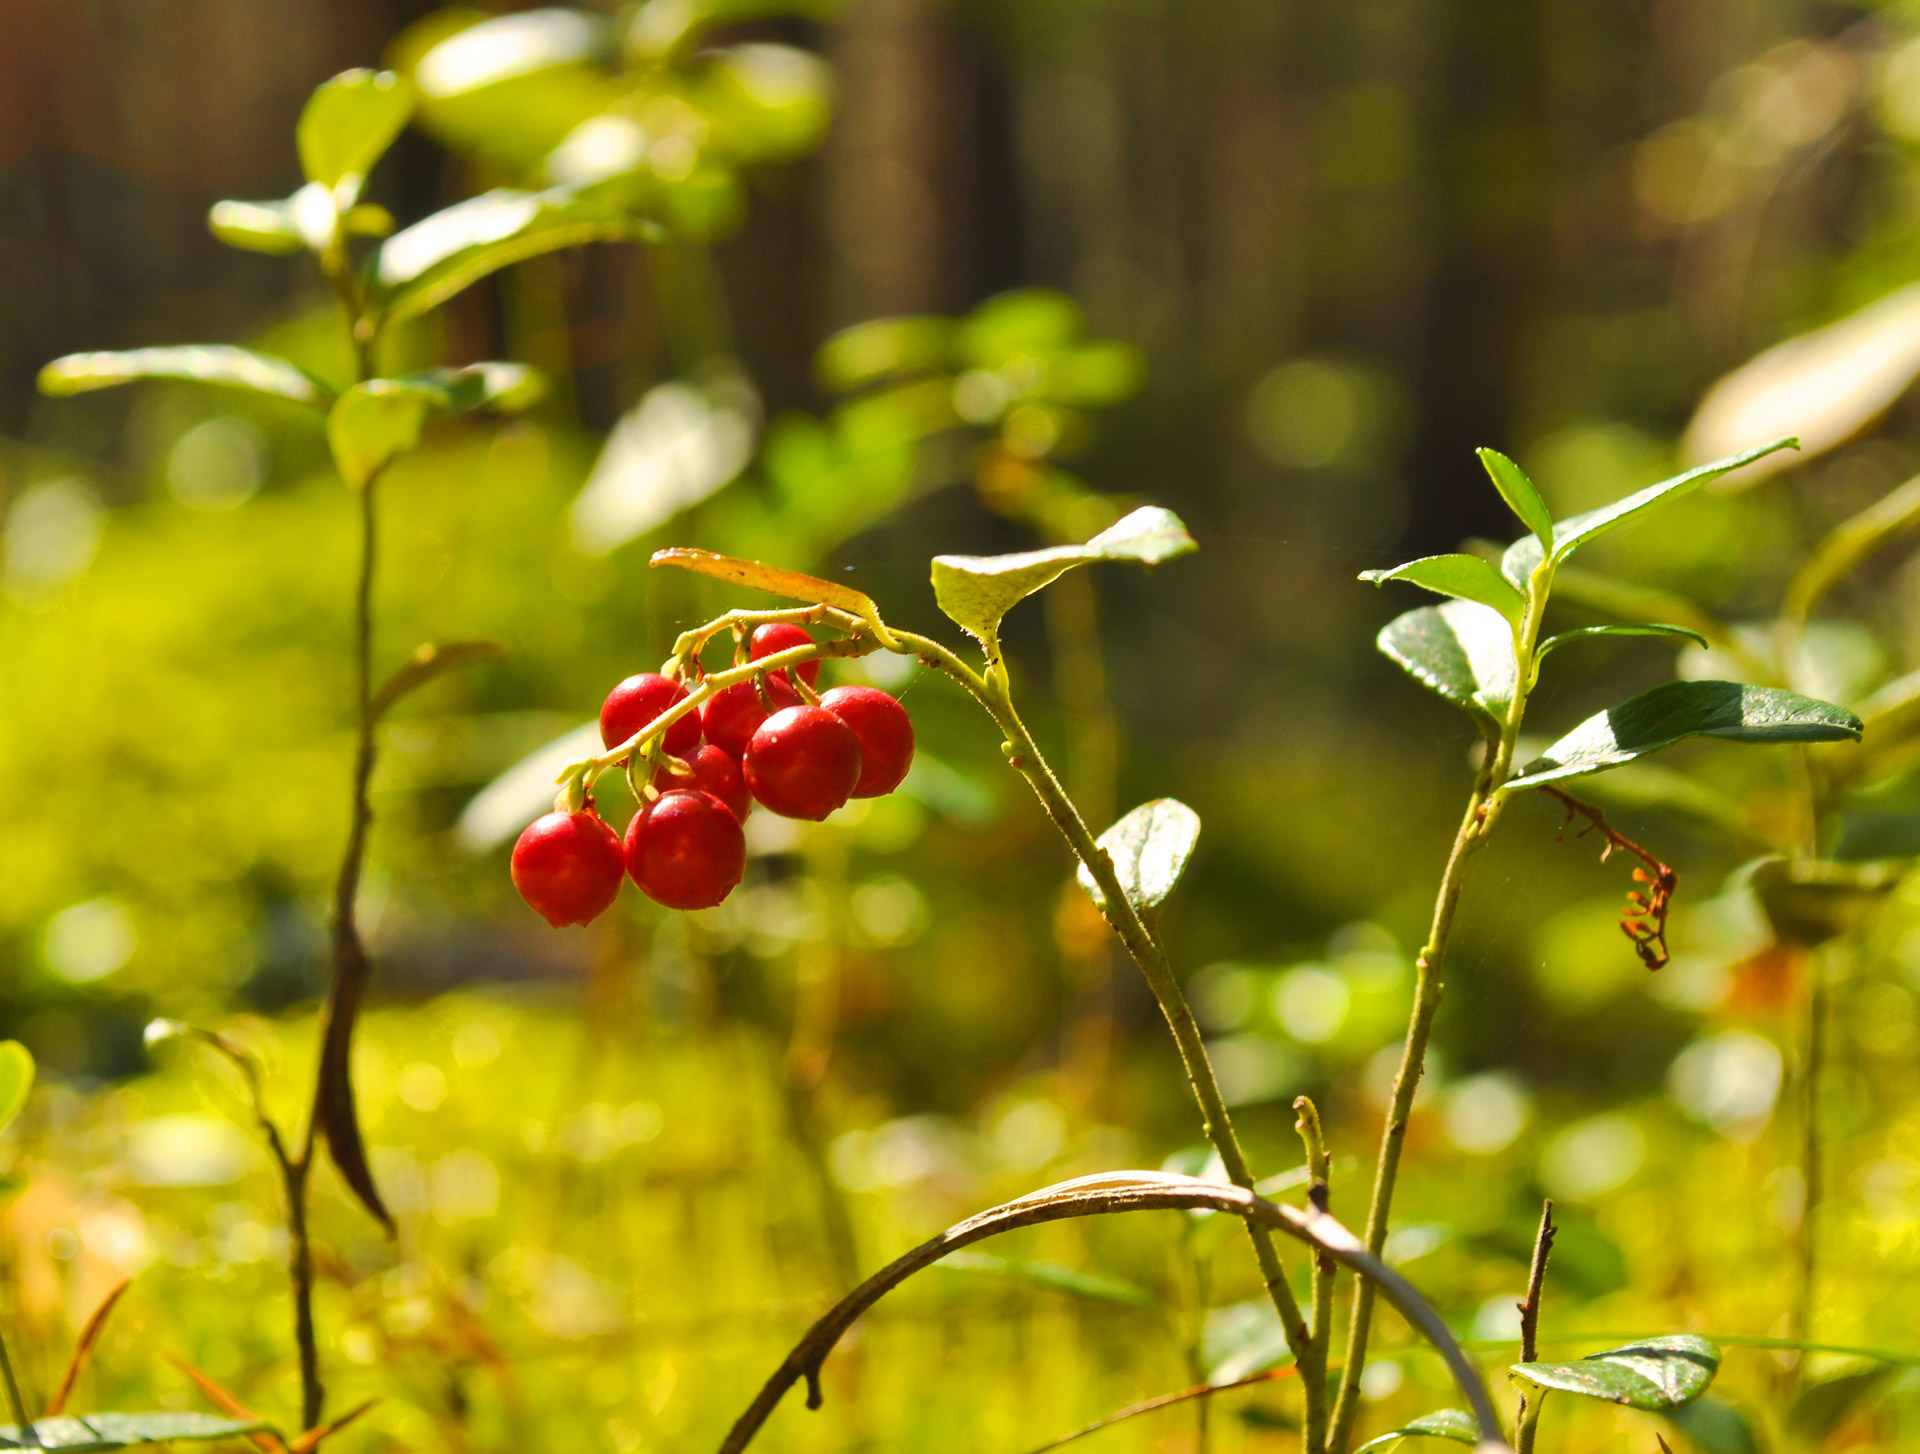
[
  {"x1": 1360, "y1": 553, "x2": 1526, "y2": 623},
  {"x1": 1507, "y1": 682, "x2": 1863, "y2": 790},
  {"x1": 0, "y1": 1043, "x2": 34, "y2": 1135},
  {"x1": 207, "y1": 199, "x2": 306, "y2": 255},
  {"x1": 298, "y1": 69, "x2": 413, "y2": 194},
  {"x1": 1354, "y1": 1408, "x2": 1480, "y2": 1453},
  {"x1": 1377, "y1": 602, "x2": 1516, "y2": 736},
  {"x1": 1511, "y1": 1334, "x2": 1720, "y2": 1412},
  {"x1": 1477, "y1": 448, "x2": 1554, "y2": 550},
  {"x1": 1535, "y1": 623, "x2": 1710, "y2": 660},
  {"x1": 932, "y1": 505, "x2": 1196, "y2": 644},
  {"x1": 39, "y1": 347, "x2": 329, "y2": 408},
  {"x1": 1077, "y1": 798, "x2": 1201, "y2": 916}
]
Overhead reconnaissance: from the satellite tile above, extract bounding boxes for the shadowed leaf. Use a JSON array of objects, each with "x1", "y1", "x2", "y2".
[
  {"x1": 931, "y1": 506, "x2": 1195, "y2": 644},
  {"x1": 1506, "y1": 682, "x2": 1861, "y2": 790},
  {"x1": 328, "y1": 364, "x2": 545, "y2": 486},
  {"x1": 39, "y1": 348, "x2": 329, "y2": 408},
  {"x1": 1361, "y1": 553, "x2": 1525, "y2": 622},
  {"x1": 0, "y1": 1414, "x2": 273, "y2": 1452},
  {"x1": 1511, "y1": 1334, "x2": 1719, "y2": 1411},
  {"x1": 1077, "y1": 798, "x2": 1200, "y2": 917},
  {"x1": 1663, "y1": 1398, "x2": 1760, "y2": 1454},
  {"x1": 1377, "y1": 601, "x2": 1516, "y2": 737},
  {"x1": 371, "y1": 641, "x2": 509, "y2": 721},
  {"x1": 1535, "y1": 624, "x2": 1709, "y2": 660},
  {"x1": 1787, "y1": 1364, "x2": 1898, "y2": 1441}
]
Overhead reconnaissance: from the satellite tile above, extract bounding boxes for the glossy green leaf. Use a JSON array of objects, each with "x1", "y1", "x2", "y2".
[
  {"x1": 1477, "y1": 448, "x2": 1553, "y2": 550},
  {"x1": 937, "y1": 1251, "x2": 1158, "y2": 1308},
  {"x1": 1511, "y1": 1334, "x2": 1719, "y2": 1411},
  {"x1": 1352, "y1": 1409, "x2": 1479, "y2": 1453},
  {"x1": 327, "y1": 364, "x2": 544, "y2": 488},
  {"x1": 1663, "y1": 1399, "x2": 1760, "y2": 1454},
  {"x1": 931, "y1": 506, "x2": 1196, "y2": 644},
  {"x1": 1535, "y1": 623, "x2": 1709, "y2": 660},
  {"x1": 1376, "y1": 601, "x2": 1517, "y2": 736},
  {"x1": 298, "y1": 69, "x2": 413, "y2": 194},
  {"x1": 1506, "y1": 682, "x2": 1862, "y2": 790},
  {"x1": 1547, "y1": 439, "x2": 1797, "y2": 564},
  {"x1": 372, "y1": 187, "x2": 657, "y2": 324},
  {"x1": 38, "y1": 347, "x2": 330, "y2": 409},
  {"x1": 1077, "y1": 799, "x2": 1201, "y2": 917},
  {"x1": 0, "y1": 1043, "x2": 34, "y2": 1136},
  {"x1": 0, "y1": 1414, "x2": 268, "y2": 1451},
  {"x1": 207, "y1": 198, "x2": 305, "y2": 255},
  {"x1": 1360, "y1": 553, "x2": 1525, "y2": 622}
]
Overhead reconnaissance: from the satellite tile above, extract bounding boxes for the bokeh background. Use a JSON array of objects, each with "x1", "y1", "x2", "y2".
[{"x1": 6, "y1": 1, "x2": 1920, "y2": 1450}]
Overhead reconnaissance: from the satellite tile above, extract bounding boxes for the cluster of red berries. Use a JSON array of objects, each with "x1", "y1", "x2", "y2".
[{"x1": 511, "y1": 624, "x2": 915, "y2": 927}]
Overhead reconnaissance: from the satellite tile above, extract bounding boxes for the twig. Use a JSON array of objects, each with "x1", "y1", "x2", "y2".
[
  {"x1": 45, "y1": 1278, "x2": 131, "y2": 1416},
  {"x1": 1296, "y1": 1093, "x2": 1336, "y2": 1423},
  {"x1": 1016, "y1": 1368, "x2": 1298, "y2": 1454},
  {"x1": 1513, "y1": 1201, "x2": 1556, "y2": 1454},
  {"x1": 0, "y1": 1325, "x2": 38, "y2": 1447},
  {"x1": 1538, "y1": 786, "x2": 1677, "y2": 970},
  {"x1": 715, "y1": 1171, "x2": 1512, "y2": 1454}
]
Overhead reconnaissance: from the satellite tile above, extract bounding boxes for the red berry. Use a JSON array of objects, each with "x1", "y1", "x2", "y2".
[
  {"x1": 701, "y1": 676, "x2": 801, "y2": 760},
  {"x1": 750, "y1": 622, "x2": 821, "y2": 690},
  {"x1": 820, "y1": 685, "x2": 915, "y2": 797},
  {"x1": 600, "y1": 673, "x2": 700, "y2": 756},
  {"x1": 624, "y1": 789, "x2": 746, "y2": 910},
  {"x1": 511, "y1": 809, "x2": 625, "y2": 927},
  {"x1": 744, "y1": 705, "x2": 863, "y2": 820},
  {"x1": 672, "y1": 744, "x2": 752, "y2": 824}
]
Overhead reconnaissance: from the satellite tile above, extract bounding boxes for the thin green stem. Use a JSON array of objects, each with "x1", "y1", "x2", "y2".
[
  {"x1": 0, "y1": 1323, "x2": 34, "y2": 1440},
  {"x1": 1296, "y1": 1095, "x2": 1335, "y2": 1449},
  {"x1": 1329, "y1": 562, "x2": 1554, "y2": 1453}
]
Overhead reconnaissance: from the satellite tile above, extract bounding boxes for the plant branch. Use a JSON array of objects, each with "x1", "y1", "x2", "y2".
[
  {"x1": 1513, "y1": 1200, "x2": 1555, "y2": 1454},
  {"x1": 1017, "y1": 1368, "x2": 1298, "y2": 1454},
  {"x1": 1296, "y1": 1094, "x2": 1336, "y2": 1413},
  {"x1": 715, "y1": 1172, "x2": 1510, "y2": 1454}
]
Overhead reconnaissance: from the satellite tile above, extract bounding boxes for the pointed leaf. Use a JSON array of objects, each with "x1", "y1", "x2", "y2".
[
  {"x1": 1377, "y1": 601, "x2": 1516, "y2": 736},
  {"x1": 0, "y1": 1042, "x2": 33, "y2": 1136},
  {"x1": 0, "y1": 1419, "x2": 110, "y2": 1450},
  {"x1": 1361, "y1": 553, "x2": 1525, "y2": 622},
  {"x1": 1506, "y1": 682, "x2": 1862, "y2": 790},
  {"x1": 80, "y1": 1415, "x2": 272, "y2": 1447},
  {"x1": 1662, "y1": 1398, "x2": 1759, "y2": 1454},
  {"x1": 1547, "y1": 440, "x2": 1798, "y2": 564},
  {"x1": 315, "y1": 974, "x2": 393, "y2": 1235},
  {"x1": 372, "y1": 187, "x2": 657, "y2": 324},
  {"x1": 328, "y1": 364, "x2": 545, "y2": 487},
  {"x1": 207, "y1": 200, "x2": 306, "y2": 256},
  {"x1": 649, "y1": 547, "x2": 895, "y2": 646},
  {"x1": 46, "y1": 1277, "x2": 128, "y2": 1417},
  {"x1": 936, "y1": 1251, "x2": 1158, "y2": 1308},
  {"x1": 370, "y1": 641, "x2": 509, "y2": 720},
  {"x1": 1535, "y1": 623, "x2": 1709, "y2": 660},
  {"x1": 1077, "y1": 798, "x2": 1201, "y2": 916},
  {"x1": 1354, "y1": 1409, "x2": 1480, "y2": 1453},
  {"x1": 298, "y1": 70, "x2": 413, "y2": 193},
  {"x1": 1477, "y1": 448, "x2": 1553, "y2": 550},
  {"x1": 931, "y1": 505, "x2": 1196, "y2": 643},
  {"x1": 39, "y1": 348, "x2": 329, "y2": 409},
  {"x1": 1511, "y1": 1334, "x2": 1720, "y2": 1411}
]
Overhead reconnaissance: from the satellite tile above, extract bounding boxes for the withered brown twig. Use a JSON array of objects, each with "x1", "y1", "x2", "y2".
[{"x1": 1538, "y1": 786, "x2": 1677, "y2": 970}]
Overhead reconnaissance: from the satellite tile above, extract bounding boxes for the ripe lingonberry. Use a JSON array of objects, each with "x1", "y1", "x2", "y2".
[
  {"x1": 820, "y1": 686, "x2": 915, "y2": 797},
  {"x1": 625, "y1": 789, "x2": 747, "y2": 910},
  {"x1": 600, "y1": 673, "x2": 701, "y2": 756},
  {"x1": 511, "y1": 808, "x2": 625, "y2": 927},
  {"x1": 701, "y1": 676, "x2": 801, "y2": 760},
  {"x1": 750, "y1": 622, "x2": 821, "y2": 689},
  {"x1": 744, "y1": 704, "x2": 863, "y2": 820},
  {"x1": 674, "y1": 743, "x2": 751, "y2": 823}
]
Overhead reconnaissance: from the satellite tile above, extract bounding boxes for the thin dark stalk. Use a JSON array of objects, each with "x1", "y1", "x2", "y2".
[
  {"x1": 1296, "y1": 1094, "x2": 1335, "y2": 1423},
  {"x1": 1017, "y1": 1368, "x2": 1297, "y2": 1454},
  {"x1": 0, "y1": 1324, "x2": 36, "y2": 1444},
  {"x1": 1513, "y1": 1200, "x2": 1555, "y2": 1454},
  {"x1": 1794, "y1": 944, "x2": 1829, "y2": 1370}
]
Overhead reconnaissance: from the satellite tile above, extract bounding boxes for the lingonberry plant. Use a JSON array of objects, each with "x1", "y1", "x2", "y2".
[{"x1": 498, "y1": 437, "x2": 1865, "y2": 1453}]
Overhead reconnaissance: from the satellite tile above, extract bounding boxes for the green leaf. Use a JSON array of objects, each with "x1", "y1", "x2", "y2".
[
  {"x1": 1535, "y1": 623, "x2": 1709, "y2": 660},
  {"x1": 931, "y1": 505, "x2": 1196, "y2": 644},
  {"x1": 298, "y1": 69, "x2": 413, "y2": 194},
  {"x1": 1077, "y1": 799, "x2": 1201, "y2": 917},
  {"x1": 1477, "y1": 448, "x2": 1554, "y2": 550},
  {"x1": 1353, "y1": 1409, "x2": 1479, "y2": 1453},
  {"x1": 1505, "y1": 682, "x2": 1863, "y2": 790},
  {"x1": 815, "y1": 316, "x2": 955, "y2": 394},
  {"x1": 371, "y1": 640, "x2": 509, "y2": 720},
  {"x1": 1546, "y1": 439, "x2": 1797, "y2": 564},
  {"x1": 207, "y1": 199, "x2": 306, "y2": 255},
  {"x1": 38, "y1": 346, "x2": 330, "y2": 409},
  {"x1": 1752, "y1": 857, "x2": 1902, "y2": 948},
  {"x1": 1787, "y1": 1364, "x2": 1898, "y2": 1440},
  {"x1": 327, "y1": 364, "x2": 547, "y2": 487},
  {"x1": 0, "y1": 1414, "x2": 268, "y2": 1451},
  {"x1": 0, "y1": 1043, "x2": 34, "y2": 1135},
  {"x1": 936, "y1": 1251, "x2": 1158, "y2": 1309},
  {"x1": 372, "y1": 187, "x2": 657, "y2": 324},
  {"x1": 1361, "y1": 553, "x2": 1526, "y2": 622},
  {"x1": 1376, "y1": 601, "x2": 1517, "y2": 736},
  {"x1": 1663, "y1": 1398, "x2": 1761, "y2": 1454},
  {"x1": 1510, "y1": 1334, "x2": 1720, "y2": 1411}
]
